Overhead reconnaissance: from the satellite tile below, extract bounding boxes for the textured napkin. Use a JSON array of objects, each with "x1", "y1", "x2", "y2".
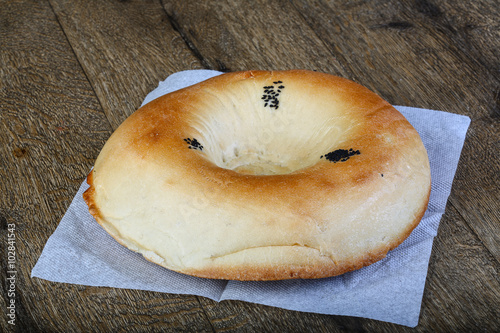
[{"x1": 32, "y1": 70, "x2": 471, "y2": 327}]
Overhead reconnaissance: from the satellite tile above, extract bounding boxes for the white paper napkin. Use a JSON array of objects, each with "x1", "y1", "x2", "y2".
[{"x1": 32, "y1": 70, "x2": 471, "y2": 327}]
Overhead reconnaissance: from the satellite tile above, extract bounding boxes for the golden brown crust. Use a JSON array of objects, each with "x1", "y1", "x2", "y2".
[
  {"x1": 83, "y1": 171, "x2": 98, "y2": 220},
  {"x1": 84, "y1": 70, "x2": 431, "y2": 280}
]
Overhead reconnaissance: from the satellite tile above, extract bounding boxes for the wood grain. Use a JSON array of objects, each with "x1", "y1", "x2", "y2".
[
  {"x1": 421, "y1": 204, "x2": 500, "y2": 331},
  {"x1": 50, "y1": 0, "x2": 204, "y2": 130},
  {"x1": 0, "y1": 0, "x2": 498, "y2": 331},
  {"x1": 161, "y1": 0, "x2": 349, "y2": 74}
]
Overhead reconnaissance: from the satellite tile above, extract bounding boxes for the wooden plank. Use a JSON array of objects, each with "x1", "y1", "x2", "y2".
[
  {"x1": 288, "y1": 0, "x2": 498, "y2": 111},
  {"x1": 417, "y1": 0, "x2": 499, "y2": 76},
  {"x1": 0, "y1": 0, "x2": 212, "y2": 331},
  {"x1": 161, "y1": 0, "x2": 349, "y2": 75},
  {"x1": 50, "y1": 0, "x2": 205, "y2": 130},
  {"x1": 420, "y1": 204, "x2": 500, "y2": 331}
]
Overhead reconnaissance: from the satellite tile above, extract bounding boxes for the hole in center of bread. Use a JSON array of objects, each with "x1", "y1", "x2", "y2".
[
  {"x1": 188, "y1": 78, "x2": 356, "y2": 175},
  {"x1": 222, "y1": 148, "x2": 301, "y2": 175}
]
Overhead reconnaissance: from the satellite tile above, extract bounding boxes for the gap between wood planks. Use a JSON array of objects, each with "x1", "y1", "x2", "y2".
[{"x1": 161, "y1": 1, "x2": 223, "y2": 71}]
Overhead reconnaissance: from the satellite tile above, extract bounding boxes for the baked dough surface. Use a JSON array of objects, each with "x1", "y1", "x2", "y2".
[{"x1": 84, "y1": 70, "x2": 431, "y2": 280}]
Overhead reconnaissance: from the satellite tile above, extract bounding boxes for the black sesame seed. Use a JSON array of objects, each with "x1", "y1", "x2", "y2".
[
  {"x1": 184, "y1": 137, "x2": 204, "y2": 151},
  {"x1": 322, "y1": 148, "x2": 361, "y2": 163},
  {"x1": 262, "y1": 82, "x2": 284, "y2": 110}
]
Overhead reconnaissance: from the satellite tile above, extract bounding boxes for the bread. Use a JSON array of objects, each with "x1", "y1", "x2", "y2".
[{"x1": 83, "y1": 70, "x2": 431, "y2": 280}]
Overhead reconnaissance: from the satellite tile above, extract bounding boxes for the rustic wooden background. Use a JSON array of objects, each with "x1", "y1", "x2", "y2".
[{"x1": 1, "y1": 0, "x2": 499, "y2": 331}]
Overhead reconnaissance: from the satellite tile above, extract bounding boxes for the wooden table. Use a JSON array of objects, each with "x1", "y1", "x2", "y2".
[{"x1": 1, "y1": 0, "x2": 498, "y2": 331}]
